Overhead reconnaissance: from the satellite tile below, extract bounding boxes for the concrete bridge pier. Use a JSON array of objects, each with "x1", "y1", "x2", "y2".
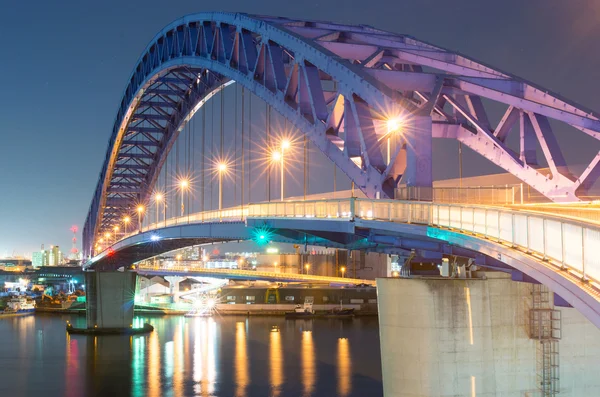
[
  {"x1": 165, "y1": 276, "x2": 184, "y2": 302},
  {"x1": 85, "y1": 271, "x2": 137, "y2": 330},
  {"x1": 377, "y1": 273, "x2": 600, "y2": 396}
]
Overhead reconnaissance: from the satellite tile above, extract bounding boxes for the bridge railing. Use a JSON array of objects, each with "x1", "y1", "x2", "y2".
[
  {"x1": 354, "y1": 199, "x2": 600, "y2": 287},
  {"x1": 113, "y1": 197, "x2": 600, "y2": 288}
]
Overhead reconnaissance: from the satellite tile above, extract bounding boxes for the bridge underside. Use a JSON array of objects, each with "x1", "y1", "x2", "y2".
[{"x1": 86, "y1": 216, "x2": 600, "y2": 327}]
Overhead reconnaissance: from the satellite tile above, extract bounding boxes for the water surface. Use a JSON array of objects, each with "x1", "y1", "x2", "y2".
[{"x1": 0, "y1": 314, "x2": 383, "y2": 397}]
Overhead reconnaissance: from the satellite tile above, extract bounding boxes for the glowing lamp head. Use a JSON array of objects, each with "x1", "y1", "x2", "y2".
[
  {"x1": 154, "y1": 193, "x2": 163, "y2": 201},
  {"x1": 305, "y1": 264, "x2": 310, "y2": 270},
  {"x1": 206, "y1": 298, "x2": 216, "y2": 309},
  {"x1": 387, "y1": 117, "x2": 402, "y2": 133},
  {"x1": 113, "y1": 226, "x2": 119, "y2": 232},
  {"x1": 179, "y1": 180, "x2": 189, "y2": 189},
  {"x1": 104, "y1": 232, "x2": 111, "y2": 239},
  {"x1": 341, "y1": 266, "x2": 346, "y2": 272},
  {"x1": 272, "y1": 151, "x2": 282, "y2": 162},
  {"x1": 123, "y1": 216, "x2": 131, "y2": 223},
  {"x1": 218, "y1": 163, "x2": 227, "y2": 172},
  {"x1": 137, "y1": 205, "x2": 144, "y2": 213},
  {"x1": 281, "y1": 139, "x2": 290, "y2": 150}
]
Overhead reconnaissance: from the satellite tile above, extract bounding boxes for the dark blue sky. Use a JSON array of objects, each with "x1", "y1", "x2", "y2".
[{"x1": 1, "y1": 0, "x2": 599, "y2": 256}]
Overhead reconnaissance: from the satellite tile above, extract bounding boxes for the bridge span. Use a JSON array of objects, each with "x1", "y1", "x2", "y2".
[
  {"x1": 88, "y1": 196, "x2": 600, "y2": 328},
  {"x1": 79, "y1": 11, "x2": 600, "y2": 396}
]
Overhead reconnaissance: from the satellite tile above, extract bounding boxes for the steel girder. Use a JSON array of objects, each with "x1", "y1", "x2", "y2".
[{"x1": 84, "y1": 12, "x2": 600, "y2": 257}]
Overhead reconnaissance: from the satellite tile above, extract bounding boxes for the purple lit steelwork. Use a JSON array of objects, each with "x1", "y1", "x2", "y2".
[{"x1": 83, "y1": 12, "x2": 600, "y2": 258}]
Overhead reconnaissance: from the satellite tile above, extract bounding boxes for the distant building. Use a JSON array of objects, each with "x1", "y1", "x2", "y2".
[
  {"x1": 32, "y1": 251, "x2": 44, "y2": 268},
  {"x1": 49, "y1": 246, "x2": 63, "y2": 266}
]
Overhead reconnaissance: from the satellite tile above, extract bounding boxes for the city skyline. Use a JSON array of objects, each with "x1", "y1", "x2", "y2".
[{"x1": 1, "y1": 1, "x2": 599, "y2": 255}]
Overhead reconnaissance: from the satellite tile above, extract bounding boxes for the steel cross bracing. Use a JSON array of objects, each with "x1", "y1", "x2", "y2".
[{"x1": 83, "y1": 12, "x2": 600, "y2": 257}]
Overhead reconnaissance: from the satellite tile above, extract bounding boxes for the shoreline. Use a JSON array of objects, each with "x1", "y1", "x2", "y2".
[{"x1": 34, "y1": 306, "x2": 378, "y2": 317}]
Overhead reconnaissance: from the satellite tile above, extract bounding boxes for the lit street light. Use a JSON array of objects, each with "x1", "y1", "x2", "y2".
[
  {"x1": 154, "y1": 193, "x2": 163, "y2": 226},
  {"x1": 386, "y1": 117, "x2": 402, "y2": 164},
  {"x1": 179, "y1": 179, "x2": 189, "y2": 217},
  {"x1": 137, "y1": 205, "x2": 144, "y2": 232},
  {"x1": 218, "y1": 163, "x2": 227, "y2": 221},
  {"x1": 123, "y1": 216, "x2": 131, "y2": 233},
  {"x1": 340, "y1": 266, "x2": 346, "y2": 278},
  {"x1": 113, "y1": 226, "x2": 119, "y2": 243},
  {"x1": 305, "y1": 263, "x2": 310, "y2": 275},
  {"x1": 271, "y1": 139, "x2": 290, "y2": 201}
]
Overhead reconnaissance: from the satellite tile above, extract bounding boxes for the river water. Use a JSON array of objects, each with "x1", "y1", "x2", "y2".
[{"x1": 0, "y1": 314, "x2": 383, "y2": 397}]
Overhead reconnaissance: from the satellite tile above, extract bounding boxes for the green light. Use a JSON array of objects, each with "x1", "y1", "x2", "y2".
[{"x1": 252, "y1": 225, "x2": 273, "y2": 246}]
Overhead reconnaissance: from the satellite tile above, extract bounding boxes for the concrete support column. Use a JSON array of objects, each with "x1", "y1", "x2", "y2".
[
  {"x1": 402, "y1": 116, "x2": 432, "y2": 200},
  {"x1": 85, "y1": 271, "x2": 136, "y2": 330},
  {"x1": 165, "y1": 276, "x2": 184, "y2": 303}
]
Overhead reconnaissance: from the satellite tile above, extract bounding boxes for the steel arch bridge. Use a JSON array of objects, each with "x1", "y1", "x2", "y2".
[{"x1": 83, "y1": 12, "x2": 600, "y2": 257}]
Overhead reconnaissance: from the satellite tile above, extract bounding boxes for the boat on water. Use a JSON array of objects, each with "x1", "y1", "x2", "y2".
[
  {"x1": 285, "y1": 297, "x2": 315, "y2": 319},
  {"x1": 323, "y1": 307, "x2": 355, "y2": 318},
  {"x1": 1, "y1": 296, "x2": 36, "y2": 317},
  {"x1": 323, "y1": 301, "x2": 355, "y2": 318}
]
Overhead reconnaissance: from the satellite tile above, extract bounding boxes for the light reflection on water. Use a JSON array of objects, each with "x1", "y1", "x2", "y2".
[{"x1": 0, "y1": 314, "x2": 382, "y2": 397}]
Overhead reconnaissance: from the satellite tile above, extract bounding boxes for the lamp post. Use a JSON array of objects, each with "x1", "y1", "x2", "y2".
[
  {"x1": 113, "y1": 226, "x2": 119, "y2": 244},
  {"x1": 123, "y1": 216, "x2": 131, "y2": 234},
  {"x1": 137, "y1": 205, "x2": 144, "y2": 233},
  {"x1": 179, "y1": 180, "x2": 189, "y2": 218},
  {"x1": 154, "y1": 193, "x2": 163, "y2": 227},
  {"x1": 340, "y1": 266, "x2": 346, "y2": 278},
  {"x1": 305, "y1": 263, "x2": 310, "y2": 275},
  {"x1": 218, "y1": 163, "x2": 227, "y2": 221},
  {"x1": 272, "y1": 139, "x2": 290, "y2": 202},
  {"x1": 386, "y1": 117, "x2": 402, "y2": 164}
]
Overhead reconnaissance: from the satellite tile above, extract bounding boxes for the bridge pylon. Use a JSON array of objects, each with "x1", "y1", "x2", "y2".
[{"x1": 84, "y1": 270, "x2": 137, "y2": 332}]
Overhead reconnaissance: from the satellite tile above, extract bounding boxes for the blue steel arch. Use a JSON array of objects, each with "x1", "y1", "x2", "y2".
[{"x1": 84, "y1": 12, "x2": 600, "y2": 257}]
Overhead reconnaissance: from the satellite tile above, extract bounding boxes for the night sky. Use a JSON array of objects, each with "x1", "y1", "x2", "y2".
[{"x1": 1, "y1": 1, "x2": 599, "y2": 257}]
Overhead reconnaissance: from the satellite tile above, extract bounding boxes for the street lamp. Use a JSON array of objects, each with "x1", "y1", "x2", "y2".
[
  {"x1": 113, "y1": 226, "x2": 119, "y2": 243},
  {"x1": 154, "y1": 193, "x2": 163, "y2": 226},
  {"x1": 218, "y1": 163, "x2": 227, "y2": 220},
  {"x1": 179, "y1": 180, "x2": 189, "y2": 217},
  {"x1": 137, "y1": 205, "x2": 144, "y2": 232},
  {"x1": 123, "y1": 216, "x2": 131, "y2": 233},
  {"x1": 271, "y1": 139, "x2": 290, "y2": 202},
  {"x1": 340, "y1": 266, "x2": 346, "y2": 278},
  {"x1": 305, "y1": 263, "x2": 310, "y2": 275},
  {"x1": 386, "y1": 117, "x2": 402, "y2": 164}
]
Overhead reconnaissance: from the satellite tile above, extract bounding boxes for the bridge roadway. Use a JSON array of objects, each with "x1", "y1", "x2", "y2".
[
  {"x1": 137, "y1": 264, "x2": 376, "y2": 286},
  {"x1": 88, "y1": 196, "x2": 600, "y2": 327}
]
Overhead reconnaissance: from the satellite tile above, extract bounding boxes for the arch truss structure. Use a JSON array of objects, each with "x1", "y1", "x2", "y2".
[{"x1": 83, "y1": 12, "x2": 600, "y2": 257}]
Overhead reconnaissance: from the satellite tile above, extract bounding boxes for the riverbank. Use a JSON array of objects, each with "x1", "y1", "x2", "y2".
[{"x1": 35, "y1": 303, "x2": 378, "y2": 317}]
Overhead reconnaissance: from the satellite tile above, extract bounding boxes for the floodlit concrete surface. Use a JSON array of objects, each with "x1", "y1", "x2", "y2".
[
  {"x1": 85, "y1": 271, "x2": 136, "y2": 329},
  {"x1": 377, "y1": 273, "x2": 600, "y2": 396}
]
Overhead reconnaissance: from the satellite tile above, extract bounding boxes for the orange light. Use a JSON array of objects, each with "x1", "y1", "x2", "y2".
[
  {"x1": 113, "y1": 226, "x2": 119, "y2": 232},
  {"x1": 137, "y1": 205, "x2": 144, "y2": 213},
  {"x1": 387, "y1": 117, "x2": 402, "y2": 134},
  {"x1": 179, "y1": 180, "x2": 189, "y2": 189},
  {"x1": 123, "y1": 216, "x2": 131, "y2": 223},
  {"x1": 218, "y1": 163, "x2": 227, "y2": 172},
  {"x1": 281, "y1": 139, "x2": 290, "y2": 150},
  {"x1": 154, "y1": 193, "x2": 163, "y2": 201},
  {"x1": 272, "y1": 151, "x2": 282, "y2": 162}
]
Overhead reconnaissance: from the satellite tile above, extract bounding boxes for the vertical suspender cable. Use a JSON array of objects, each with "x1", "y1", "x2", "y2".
[
  {"x1": 304, "y1": 135, "x2": 307, "y2": 200},
  {"x1": 234, "y1": 84, "x2": 238, "y2": 205},
  {"x1": 202, "y1": 104, "x2": 206, "y2": 213},
  {"x1": 241, "y1": 86, "x2": 245, "y2": 209},
  {"x1": 210, "y1": 94, "x2": 214, "y2": 210},
  {"x1": 266, "y1": 103, "x2": 271, "y2": 202},
  {"x1": 249, "y1": 94, "x2": 252, "y2": 204}
]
